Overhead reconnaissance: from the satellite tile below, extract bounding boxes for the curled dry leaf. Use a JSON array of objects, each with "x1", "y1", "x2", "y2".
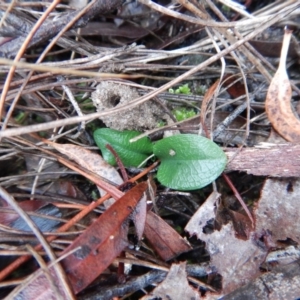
[{"x1": 265, "y1": 28, "x2": 300, "y2": 142}]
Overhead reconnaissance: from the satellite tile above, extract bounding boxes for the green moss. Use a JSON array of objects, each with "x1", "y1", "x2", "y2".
[
  {"x1": 169, "y1": 83, "x2": 191, "y2": 95},
  {"x1": 172, "y1": 107, "x2": 196, "y2": 121}
]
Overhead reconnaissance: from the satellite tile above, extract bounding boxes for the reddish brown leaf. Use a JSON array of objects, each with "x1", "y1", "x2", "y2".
[
  {"x1": 222, "y1": 74, "x2": 246, "y2": 98},
  {"x1": 144, "y1": 211, "x2": 191, "y2": 261},
  {"x1": 12, "y1": 182, "x2": 147, "y2": 297},
  {"x1": 216, "y1": 207, "x2": 253, "y2": 241},
  {"x1": 200, "y1": 80, "x2": 220, "y2": 135},
  {"x1": 62, "y1": 182, "x2": 147, "y2": 293},
  {"x1": 54, "y1": 180, "x2": 87, "y2": 199},
  {"x1": 132, "y1": 194, "x2": 147, "y2": 240},
  {"x1": 265, "y1": 28, "x2": 300, "y2": 142}
]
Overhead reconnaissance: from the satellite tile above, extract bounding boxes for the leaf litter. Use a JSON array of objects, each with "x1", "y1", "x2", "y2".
[
  {"x1": 8, "y1": 183, "x2": 148, "y2": 298},
  {"x1": 186, "y1": 177, "x2": 300, "y2": 296},
  {"x1": 1, "y1": 1, "x2": 300, "y2": 299},
  {"x1": 9, "y1": 142, "x2": 191, "y2": 298}
]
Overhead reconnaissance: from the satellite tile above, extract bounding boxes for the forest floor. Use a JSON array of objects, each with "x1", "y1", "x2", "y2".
[{"x1": 0, "y1": 0, "x2": 300, "y2": 299}]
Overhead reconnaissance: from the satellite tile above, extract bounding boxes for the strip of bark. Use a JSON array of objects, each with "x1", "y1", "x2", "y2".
[{"x1": 225, "y1": 144, "x2": 300, "y2": 176}]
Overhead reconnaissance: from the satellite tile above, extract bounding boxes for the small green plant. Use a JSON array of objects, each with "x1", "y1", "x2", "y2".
[
  {"x1": 169, "y1": 84, "x2": 196, "y2": 121},
  {"x1": 172, "y1": 107, "x2": 196, "y2": 121},
  {"x1": 169, "y1": 83, "x2": 191, "y2": 95},
  {"x1": 94, "y1": 129, "x2": 226, "y2": 191}
]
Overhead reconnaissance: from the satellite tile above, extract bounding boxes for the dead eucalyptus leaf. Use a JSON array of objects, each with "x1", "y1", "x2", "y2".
[
  {"x1": 265, "y1": 28, "x2": 300, "y2": 142},
  {"x1": 144, "y1": 211, "x2": 191, "y2": 261},
  {"x1": 49, "y1": 142, "x2": 123, "y2": 188},
  {"x1": 49, "y1": 142, "x2": 123, "y2": 206},
  {"x1": 11, "y1": 183, "x2": 148, "y2": 297}
]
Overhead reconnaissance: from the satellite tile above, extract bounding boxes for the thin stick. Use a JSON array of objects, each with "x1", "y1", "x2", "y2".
[
  {"x1": 106, "y1": 144, "x2": 129, "y2": 182},
  {"x1": 222, "y1": 173, "x2": 254, "y2": 226},
  {"x1": 60, "y1": 77, "x2": 85, "y2": 138}
]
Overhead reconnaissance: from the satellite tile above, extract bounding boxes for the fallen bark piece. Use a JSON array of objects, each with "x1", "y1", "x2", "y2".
[
  {"x1": 144, "y1": 211, "x2": 192, "y2": 261},
  {"x1": 225, "y1": 144, "x2": 300, "y2": 176}
]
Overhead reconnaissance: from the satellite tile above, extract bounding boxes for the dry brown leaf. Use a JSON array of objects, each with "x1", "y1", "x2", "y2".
[
  {"x1": 185, "y1": 195, "x2": 266, "y2": 294},
  {"x1": 49, "y1": 142, "x2": 123, "y2": 206},
  {"x1": 142, "y1": 261, "x2": 201, "y2": 300},
  {"x1": 185, "y1": 191, "x2": 220, "y2": 236},
  {"x1": 265, "y1": 28, "x2": 300, "y2": 142},
  {"x1": 49, "y1": 142, "x2": 123, "y2": 188},
  {"x1": 198, "y1": 223, "x2": 267, "y2": 294},
  {"x1": 255, "y1": 178, "x2": 300, "y2": 244}
]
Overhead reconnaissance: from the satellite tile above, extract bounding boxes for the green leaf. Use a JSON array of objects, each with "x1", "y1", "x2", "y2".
[
  {"x1": 93, "y1": 128, "x2": 153, "y2": 167},
  {"x1": 153, "y1": 134, "x2": 227, "y2": 190}
]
